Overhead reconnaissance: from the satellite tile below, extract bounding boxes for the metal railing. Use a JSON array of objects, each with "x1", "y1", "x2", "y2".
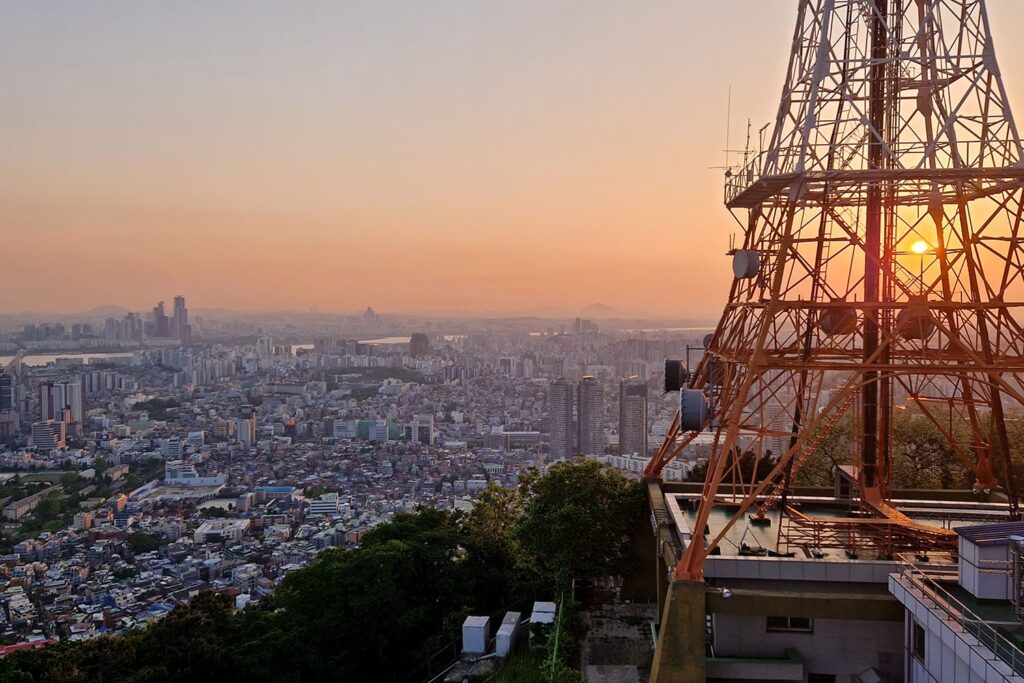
[
  {"x1": 897, "y1": 554, "x2": 1024, "y2": 680},
  {"x1": 724, "y1": 158, "x2": 762, "y2": 205}
]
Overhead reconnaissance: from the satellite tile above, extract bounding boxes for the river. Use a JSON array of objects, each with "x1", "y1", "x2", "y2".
[{"x1": 0, "y1": 351, "x2": 136, "y2": 367}]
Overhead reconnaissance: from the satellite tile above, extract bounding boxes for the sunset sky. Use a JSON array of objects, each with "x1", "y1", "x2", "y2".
[{"x1": 4, "y1": 1, "x2": 1024, "y2": 318}]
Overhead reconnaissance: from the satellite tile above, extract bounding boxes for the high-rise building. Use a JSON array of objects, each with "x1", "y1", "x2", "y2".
[
  {"x1": 548, "y1": 378, "x2": 576, "y2": 460},
  {"x1": 105, "y1": 312, "x2": 144, "y2": 341},
  {"x1": 573, "y1": 318, "x2": 600, "y2": 335},
  {"x1": 0, "y1": 375, "x2": 17, "y2": 446},
  {"x1": 0, "y1": 373, "x2": 13, "y2": 413},
  {"x1": 257, "y1": 337, "x2": 273, "y2": 358},
  {"x1": 577, "y1": 376, "x2": 604, "y2": 457},
  {"x1": 628, "y1": 360, "x2": 649, "y2": 381},
  {"x1": 237, "y1": 404, "x2": 257, "y2": 450},
  {"x1": 38, "y1": 381, "x2": 82, "y2": 423},
  {"x1": 618, "y1": 378, "x2": 648, "y2": 457},
  {"x1": 38, "y1": 381, "x2": 54, "y2": 422},
  {"x1": 173, "y1": 295, "x2": 191, "y2": 343},
  {"x1": 52, "y1": 381, "x2": 84, "y2": 423},
  {"x1": 152, "y1": 301, "x2": 169, "y2": 337},
  {"x1": 408, "y1": 414, "x2": 435, "y2": 445},
  {"x1": 128, "y1": 311, "x2": 142, "y2": 340}
]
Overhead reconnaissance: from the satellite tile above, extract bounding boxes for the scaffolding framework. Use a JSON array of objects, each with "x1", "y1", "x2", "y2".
[{"x1": 647, "y1": 0, "x2": 1024, "y2": 580}]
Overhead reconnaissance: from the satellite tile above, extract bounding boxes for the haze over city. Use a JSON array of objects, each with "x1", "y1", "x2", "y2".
[{"x1": 5, "y1": 1, "x2": 1021, "y2": 317}]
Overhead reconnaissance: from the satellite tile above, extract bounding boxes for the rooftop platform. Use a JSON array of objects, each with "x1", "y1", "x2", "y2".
[{"x1": 663, "y1": 489, "x2": 1011, "y2": 563}]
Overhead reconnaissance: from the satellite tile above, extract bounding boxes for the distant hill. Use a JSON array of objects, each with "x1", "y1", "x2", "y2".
[
  {"x1": 79, "y1": 305, "x2": 130, "y2": 318},
  {"x1": 580, "y1": 303, "x2": 620, "y2": 318}
]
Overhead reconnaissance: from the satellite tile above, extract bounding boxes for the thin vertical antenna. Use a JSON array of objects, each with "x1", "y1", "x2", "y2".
[
  {"x1": 725, "y1": 86, "x2": 732, "y2": 169},
  {"x1": 742, "y1": 119, "x2": 752, "y2": 169}
]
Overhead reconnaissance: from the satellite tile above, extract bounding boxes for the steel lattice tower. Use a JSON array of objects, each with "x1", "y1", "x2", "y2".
[{"x1": 646, "y1": 0, "x2": 1024, "y2": 582}]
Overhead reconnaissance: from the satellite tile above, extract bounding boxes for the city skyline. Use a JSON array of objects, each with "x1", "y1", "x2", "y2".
[
  {"x1": 0, "y1": 299, "x2": 714, "y2": 321},
  {"x1": 7, "y1": 2, "x2": 1024, "y2": 316}
]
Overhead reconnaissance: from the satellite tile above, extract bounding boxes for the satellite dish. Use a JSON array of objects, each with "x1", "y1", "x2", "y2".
[
  {"x1": 680, "y1": 389, "x2": 709, "y2": 431},
  {"x1": 702, "y1": 333, "x2": 714, "y2": 349},
  {"x1": 897, "y1": 296, "x2": 936, "y2": 340},
  {"x1": 820, "y1": 305, "x2": 858, "y2": 336},
  {"x1": 663, "y1": 359, "x2": 688, "y2": 392},
  {"x1": 732, "y1": 250, "x2": 760, "y2": 279}
]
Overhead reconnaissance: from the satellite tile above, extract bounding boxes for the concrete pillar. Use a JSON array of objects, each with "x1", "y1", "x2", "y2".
[{"x1": 649, "y1": 578, "x2": 706, "y2": 683}]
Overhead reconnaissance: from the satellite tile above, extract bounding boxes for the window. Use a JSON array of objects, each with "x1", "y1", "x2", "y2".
[
  {"x1": 912, "y1": 620, "x2": 926, "y2": 661},
  {"x1": 766, "y1": 615, "x2": 813, "y2": 633}
]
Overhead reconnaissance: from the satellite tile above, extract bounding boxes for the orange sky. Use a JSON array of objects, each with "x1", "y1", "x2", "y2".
[{"x1": 4, "y1": 2, "x2": 1024, "y2": 318}]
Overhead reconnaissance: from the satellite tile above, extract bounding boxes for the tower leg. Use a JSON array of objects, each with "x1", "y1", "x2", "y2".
[{"x1": 650, "y1": 578, "x2": 706, "y2": 683}]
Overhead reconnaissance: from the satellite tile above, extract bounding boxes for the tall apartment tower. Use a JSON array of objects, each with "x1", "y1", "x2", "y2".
[
  {"x1": 52, "y1": 381, "x2": 84, "y2": 423},
  {"x1": 577, "y1": 376, "x2": 604, "y2": 457},
  {"x1": 173, "y1": 295, "x2": 191, "y2": 343},
  {"x1": 38, "y1": 381, "x2": 54, "y2": 422},
  {"x1": 548, "y1": 378, "x2": 576, "y2": 460},
  {"x1": 257, "y1": 337, "x2": 273, "y2": 358},
  {"x1": 0, "y1": 373, "x2": 14, "y2": 413},
  {"x1": 237, "y1": 404, "x2": 257, "y2": 450},
  {"x1": 127, "y1": 312, "x2": 142, "y2": 340},
  {"x1": 618, "y1": 378, "x2": 648, "y2": 457},
  {"x1": 0, "y1": 374, "x2": 16, "y2": 446},
  {"x1": 152, "y1": 301, "x2": 169, "y2": 337}
]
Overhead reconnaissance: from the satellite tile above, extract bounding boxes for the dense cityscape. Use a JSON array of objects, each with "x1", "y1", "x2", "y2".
[{"x1": 0, "y1": 297, "x2": 712, "y2": 654}]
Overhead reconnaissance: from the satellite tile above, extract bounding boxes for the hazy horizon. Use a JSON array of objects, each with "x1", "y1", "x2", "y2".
[
  {"x1": 6, "y1": 1, "x2": 1024, "y2": 317},
  {"x1": 0, "y1": 300, "x2": 718, "y2": 322}
]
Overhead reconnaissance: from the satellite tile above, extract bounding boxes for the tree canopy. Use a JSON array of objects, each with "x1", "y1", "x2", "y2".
[{"x1": 515, "y1": 460, "x2": 645, "y2": 590}]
